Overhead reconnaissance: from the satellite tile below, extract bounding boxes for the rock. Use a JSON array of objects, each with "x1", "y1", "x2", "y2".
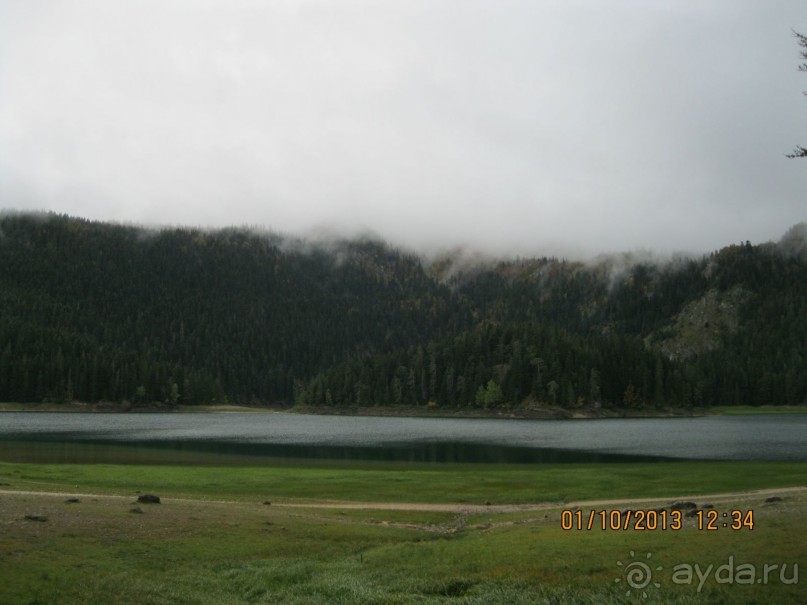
[
  {"x1": 650, "y1": 286, "x2": 751, "y2": 361},
  {"x1": 137, "y1": 494, "x2": 161, "y2": 504},
  {"x1": 24, "y1": 514, "x2": 48, "y2": 522}
]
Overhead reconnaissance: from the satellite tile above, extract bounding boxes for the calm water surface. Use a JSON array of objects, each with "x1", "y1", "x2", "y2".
[{"x1": 0, "y1": 412, "x2": 804, "y2": 464}]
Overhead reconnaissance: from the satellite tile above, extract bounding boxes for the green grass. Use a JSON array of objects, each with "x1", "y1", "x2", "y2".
[
  {"x1": 0, "y1": 460, "x2": 805, "y2": 604},
  {"x1": 0, "y1": 402, "x2": 30, "y2": 411},
  {"x1": 2, "y1": 459, "x2": 806, "y2": 504},
  {"x1": 710, "y1": 405, "x2": 807, "y2": 415}
]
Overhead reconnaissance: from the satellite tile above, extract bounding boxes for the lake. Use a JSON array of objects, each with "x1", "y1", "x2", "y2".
[{"x1": 0, "y1": 412, "x2": 805, "y2": 464}]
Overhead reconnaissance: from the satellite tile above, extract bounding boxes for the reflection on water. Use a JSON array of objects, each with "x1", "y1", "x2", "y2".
[
  {"x1": 0, "y1": 438, "x2": 665, "y2": 465},
  {"x1": 0, "y1": 412, "x2": 804, "y2": 464}
]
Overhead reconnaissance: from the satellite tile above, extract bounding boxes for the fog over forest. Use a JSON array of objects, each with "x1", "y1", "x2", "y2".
[{"x1": 1, "y1": 1, "x2": 805, "y2": 258}]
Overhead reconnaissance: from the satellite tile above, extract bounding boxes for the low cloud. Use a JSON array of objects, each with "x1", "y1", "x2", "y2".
[{"x1": 0, "y1": 1, "x2": 804, "y2": 258}]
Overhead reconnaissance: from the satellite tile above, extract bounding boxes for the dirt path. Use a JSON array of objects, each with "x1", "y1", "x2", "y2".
[
  {"x1": 276, "y1": 485, "x2": 806, "y2": 512},
  {"x1": 1, "y1": 485, "x2": 803, "y2": 513}
]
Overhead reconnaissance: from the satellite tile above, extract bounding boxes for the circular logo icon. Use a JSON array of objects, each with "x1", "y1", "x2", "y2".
[{"x1": 615, "y1": 551, "x2": 662, "y2": 598}]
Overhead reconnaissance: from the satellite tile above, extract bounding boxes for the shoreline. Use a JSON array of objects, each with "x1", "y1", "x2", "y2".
[{"x1": 0, "y1": 401, "x2": 804, "y2": 418}]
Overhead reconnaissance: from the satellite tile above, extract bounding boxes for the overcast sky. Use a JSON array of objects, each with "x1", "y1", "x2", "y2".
[{"x1": 0, "y1": 1, "x2": 804, "y2": 257}]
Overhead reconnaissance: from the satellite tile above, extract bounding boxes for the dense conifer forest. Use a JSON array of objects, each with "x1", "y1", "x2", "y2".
[{"x1": 0, "y1": 212, "x2": 804, "y2": 410}]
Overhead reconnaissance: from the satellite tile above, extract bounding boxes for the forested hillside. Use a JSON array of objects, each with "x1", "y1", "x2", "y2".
[{"x1": 1, "y1": 212, "x2": 804, "y2": 410}]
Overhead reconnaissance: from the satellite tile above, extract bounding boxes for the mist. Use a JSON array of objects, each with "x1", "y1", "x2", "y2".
[{"x1": 0, "y1": 1, "x2": 805, "y2": 259}]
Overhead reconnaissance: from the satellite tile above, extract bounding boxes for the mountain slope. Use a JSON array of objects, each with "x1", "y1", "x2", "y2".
[{"x1": 0, "y1": 212, "x2": 804, "y2": 409}]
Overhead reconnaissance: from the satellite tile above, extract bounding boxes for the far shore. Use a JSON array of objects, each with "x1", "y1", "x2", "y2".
[{"x1": 0, "y1": 401, "x2": 804, "y2": 418}]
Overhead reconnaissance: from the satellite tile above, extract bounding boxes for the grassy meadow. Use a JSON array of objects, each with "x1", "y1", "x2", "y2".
[{"x1": 0, "y1": 458, "x2": 805, "y2": 604}]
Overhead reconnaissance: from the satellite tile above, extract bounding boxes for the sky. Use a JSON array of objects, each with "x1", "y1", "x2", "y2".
[{"x1": 0, "y1": 1, "x2": 805, "y2": 258}]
